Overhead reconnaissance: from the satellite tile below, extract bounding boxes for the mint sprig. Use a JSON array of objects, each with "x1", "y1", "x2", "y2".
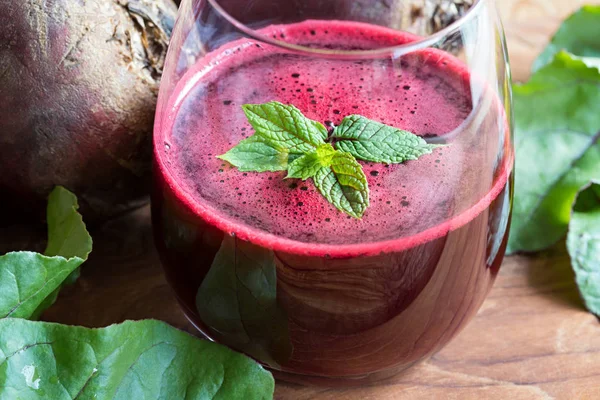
[{"x1": 218, "y1": 102, "x2": 439, "y2": 218}]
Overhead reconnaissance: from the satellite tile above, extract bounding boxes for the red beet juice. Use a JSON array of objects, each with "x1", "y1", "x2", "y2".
[{"x1": 153, "y1": 20, "x2": 513, "y2": 383}]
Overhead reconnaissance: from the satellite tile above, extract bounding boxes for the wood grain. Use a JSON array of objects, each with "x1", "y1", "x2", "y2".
[{"x1": 2, "y1": 0, "x2": 600, "y2": 398}]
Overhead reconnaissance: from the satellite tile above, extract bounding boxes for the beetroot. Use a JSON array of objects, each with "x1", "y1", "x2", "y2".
[{"x1": 0, "y1": 0, "x2": 177, "y2": 220}]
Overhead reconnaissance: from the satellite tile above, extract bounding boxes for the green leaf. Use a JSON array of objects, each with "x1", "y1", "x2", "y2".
[
  {"x1": 0, "y1": 318, "x2": 274, "y2": 400},
  {"x1": 574, "y1": 55, "x2": 600, "y2": 71},
  {"x1": 508, "y1": 52, "x2": 600, "y2": 254},
  {"x1": 0, "y1": 252, "x2": 83, "y2": 319},
  {"x1": 533, "y1": 5, "x2": 600, "y2": 72},
  {"x1": 196, "y1": 236, "x2": 292, "y2": 369},
  {"x1": 0, "y1": 187, "x2": 92, "y2": 319},
  {"x1": 33, "y1": 186, "x2": 93, "y2": 318},
  {"x1": 332, "y1": 115, "x2": 436, "y2": 164},
  {"x1": 44, "y1": 186, "x2": 92, "y2": 260},
  {"x1": 567, "y1": 181, "x2": 600, "y2": 317},
  {"x1": 314, "y1": 151, "x2": 369, "y2": 218},
  {"x1": 286, "y1": 144, "x2": 336, "y2": 180},
  {"x1": 242, "y1": 102, "x2": 327, "y2": 153},
  {"x1": 217, "y1": 136, "x2": 291, "y2": 172}
]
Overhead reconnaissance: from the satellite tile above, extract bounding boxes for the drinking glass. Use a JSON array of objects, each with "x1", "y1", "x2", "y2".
[{"x1": 152, "y1": 0, "x2": 514, "y2": 385}]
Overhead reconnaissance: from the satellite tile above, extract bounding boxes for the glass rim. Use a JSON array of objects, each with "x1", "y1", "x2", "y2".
[{"x1": 207, "y1": 0, "x2": 485, "y2": 58}]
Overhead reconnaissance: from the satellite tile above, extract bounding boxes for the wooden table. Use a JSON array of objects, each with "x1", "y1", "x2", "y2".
[{"x1": 4, "y1": 0, "x2": 600, "y2": 398}]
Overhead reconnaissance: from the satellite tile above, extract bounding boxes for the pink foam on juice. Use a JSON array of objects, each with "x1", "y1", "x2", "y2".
[{"x1": 155, "y1": 20, "x2": 512, "y2": 258}]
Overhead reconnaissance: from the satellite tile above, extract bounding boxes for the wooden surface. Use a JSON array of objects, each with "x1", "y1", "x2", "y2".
[
  {"x1": 3, "y1": 0, "x2": 600, "y2": 399},
  {"x1": 501, "y1": 0, "x2": 597, "y2": 82}
]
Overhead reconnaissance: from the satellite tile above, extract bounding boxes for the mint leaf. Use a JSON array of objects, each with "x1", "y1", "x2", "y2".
[
  {"x1": 217, "y1": 136, "x2": 291, "y2": 172},
  {"x1": 220, "y1": 103, "x2": 443, "y2": 218},
  {"x1": 314, "y1": 151, "x2": 369, "y2": 218},
  {"x1": 242, "y1": 102, "x2": 327, "y2": 153},
  {"x1": 196, "y1": 236, "x2": 292, "y2": 368},
  {"x1": 534, "y1": 6, "x2": 600, "y2": 72},
  {"x1": 0, "y1": 318, "x2": 274, "y2": 400},
  {"x1": 287, "y1": 144, "x2": 336, "y2": 180},
  {"x1": 567, "y1": 181, "x2": 600, "y2": 317},
  {"x1": 508, "y1": 52, "x2": 600, "y2": 254},
  {"x1": 0, "y1": 186, "x2": 92, "y2": 319},
  {"x1": 333, "y1": 115, "x2": 436, "y2": 164}
]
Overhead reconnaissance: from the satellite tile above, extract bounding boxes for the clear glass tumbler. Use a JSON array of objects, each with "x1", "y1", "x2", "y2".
[{"x1": 152, "y1": 0, "x2": 514, "y2": 385}]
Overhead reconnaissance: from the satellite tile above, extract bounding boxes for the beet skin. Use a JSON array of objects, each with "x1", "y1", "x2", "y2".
[{"x1": 0, "y1": 0, "x2": 177, "y2": 221}]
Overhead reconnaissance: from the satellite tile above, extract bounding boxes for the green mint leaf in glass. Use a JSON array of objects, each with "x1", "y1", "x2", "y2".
[
  {"x1": 507, "y1": 52, "x2": 600, "y2": 255},
  {"x1": 242, "y1": 102, "x2": 327, "y2": 153},
  {"x1": 533, "y1": 5, "x2": 600, "y2": 72},
  {"x1": 286, "y1": 143, "x2": 336, "y2": 180},
  {"x1": 314, "y1": 151, "x2": 370, "y2": 218},
  {"x1": 332, "y1": 115, "x2": 437, "y2": 164},
  {"x1": 0, "y1": 318, "x2": 274, "y2": 400},
  {"x1": 197, "y1": 236, "x2": 292, "y2": 368},
  {"x1": 217, "y1": 136, "x2": 291, "y2": 172},
  {"x1": 219, "y1": 102, "x2": 443, "y2": 218},
  {"x1": 567, "y1": 181, "x2": 600, "y2": 317},
  {"x1": 0, "y1": 186, "x2": 92, "y2": 319}
]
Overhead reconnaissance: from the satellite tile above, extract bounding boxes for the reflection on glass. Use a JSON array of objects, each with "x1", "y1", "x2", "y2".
[{"x1": 196, "y1": 235, "x2": 292, "y2": 368}]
